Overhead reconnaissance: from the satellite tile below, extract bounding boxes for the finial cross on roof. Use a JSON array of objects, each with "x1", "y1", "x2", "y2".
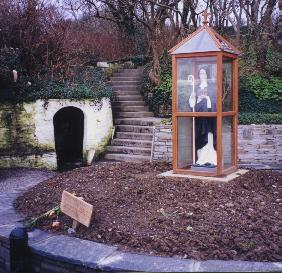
[{"x1": 202, "y1": 10, "x2": 210, "y2": 25}]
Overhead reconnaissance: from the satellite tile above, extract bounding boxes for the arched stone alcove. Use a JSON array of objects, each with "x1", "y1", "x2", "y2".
[{"x1": 0, "y1": 99, "x2": 113, "y2": 170}]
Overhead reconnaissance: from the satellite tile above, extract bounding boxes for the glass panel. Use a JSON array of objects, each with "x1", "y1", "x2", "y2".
[
  {"x1": 177, "y1": 117, "x2": 192, "y2": 168},
  {"x1": 177, "y1": 116, "x2": 218, "y2": 172},
  {"x1": 222, "y1": 116, "x2": 234, "y2": 168},
  {"x1": 177, "y1": 57, "x2": 217, "y2": 112},
  {"x1": 222, "y1": 59, "x2": 233, "y2": 111},
  {"x1": 194, "y1": 116, "x2": 217, "y2": 169}
]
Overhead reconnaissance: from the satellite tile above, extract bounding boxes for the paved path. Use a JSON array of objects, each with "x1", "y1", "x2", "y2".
[{"x1": 0, "y1": 168, "x2": 55, "y2": 193}]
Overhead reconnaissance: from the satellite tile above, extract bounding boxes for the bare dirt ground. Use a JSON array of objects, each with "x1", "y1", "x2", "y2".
[{"x1": 14, "y1": 162, "x2": 281, "y2": 262}]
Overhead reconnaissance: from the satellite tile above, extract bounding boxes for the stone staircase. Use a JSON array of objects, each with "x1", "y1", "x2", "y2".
[{"x1": 104, "y1": 68, "x2": 159, "y2": 162}]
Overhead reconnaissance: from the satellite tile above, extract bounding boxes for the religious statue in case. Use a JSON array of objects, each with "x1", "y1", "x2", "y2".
[{"x1": 170, "y1": 9, "x2": 240, "y2": 176}]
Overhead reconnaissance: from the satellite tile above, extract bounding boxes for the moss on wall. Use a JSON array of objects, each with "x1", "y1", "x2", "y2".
[
  {"x1": 0, "y1": 99, "x2": 113, "y2": 169},
  {"x1": 0, "y1": 102, "x2": 55, "y2": 156},
  {"x1": 83, "y1": 126, "x2": 113, "y2": 165},
  {"x1": 0, "y1": 152, "x2": 57, "y2": 170}
]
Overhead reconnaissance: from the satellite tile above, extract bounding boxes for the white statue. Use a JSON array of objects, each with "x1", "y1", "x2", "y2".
[{"x1": 12, "y1": 70, "x2": 17, "y2": 82}]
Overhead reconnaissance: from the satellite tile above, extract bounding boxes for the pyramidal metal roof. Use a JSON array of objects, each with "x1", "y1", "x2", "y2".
[{"x1": 169, "y1": 24, "x2": 240, "y2": 55}]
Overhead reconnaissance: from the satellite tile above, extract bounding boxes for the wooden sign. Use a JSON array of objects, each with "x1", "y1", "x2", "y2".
[{"x1": 60, "y1": 190, "x2": 93, "y2": 227}]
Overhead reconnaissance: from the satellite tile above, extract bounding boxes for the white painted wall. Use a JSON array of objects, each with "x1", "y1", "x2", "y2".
[
  {"x1": 13, "y1": 98, "x2": 113, "y2": 168},
  {"x1": 1, "y1": 98, "x2": 113, "y2": 169}
]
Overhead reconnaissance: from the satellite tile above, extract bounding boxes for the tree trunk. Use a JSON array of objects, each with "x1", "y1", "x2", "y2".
[{"x1": 149, "y1": 40, "x2": 161, "y2": 86}]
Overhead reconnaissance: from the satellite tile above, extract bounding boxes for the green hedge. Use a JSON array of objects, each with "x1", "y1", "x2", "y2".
[
  {"x1": 238, "y1": 113, "x2": 282, "y2": 124},
  {"x1": 238, "y1": 89, "x2": 281, "y2": 114},
  {"x1": 160, "y1": 113, "x2": 282, "y2": 125},
  {"x1": 0, "y1": 48, "x2": 114, "y2": 103},
  {"x1": 110, "y1": 55, "x2": 152, "y2": 67},
  {"x1": 239, "y1": 75, "x2": 281, "y2": 110}
]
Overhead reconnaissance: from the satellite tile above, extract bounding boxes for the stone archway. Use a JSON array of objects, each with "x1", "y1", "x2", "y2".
[{"x1": 53, "y1": 107, "x2": 84, "y2": 170}]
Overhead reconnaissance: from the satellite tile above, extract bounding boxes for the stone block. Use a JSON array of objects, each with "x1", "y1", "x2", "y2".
[
  {"x1": 196, "y1": 259, "x2": 282, "y2": 272},
  {"x1": 41, "y1": 261, "x2": 68, "y2": 273},
  {"x1": 155, "y1": 147, "x2": 167, "y2": 152},
  {"x1": 98, "y1": 251, "x2": 195, "y2": 272},
  {"x1": 0, "y1": 246, "x2": 9, "y2": 261},
  {"x1": 28, "y1": 229, "x2": 56, "y2": 244},
  {"x1": 153, "y1": 124, "x2": 281, "y2": 165},
  {"x1": 30, "y1": 235, "x2": 117, "y2": 270},
  {"x1": 242, "y1": 128, "x2": 253, "y2": 140}
]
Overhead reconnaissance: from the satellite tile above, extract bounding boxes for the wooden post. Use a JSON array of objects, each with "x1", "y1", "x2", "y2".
[
  {"x1": 72, "y1": 220, "x2": 79, "y2": 230},
  {"x1": 172, "y1": 55, "x2": 177, "y2": 172},
  {"x1": 233, "y1": 58, "x2": 239, "y2": 169},
  {"x1": 217, "y1": 53, "x2": 223, "y2": 176}
]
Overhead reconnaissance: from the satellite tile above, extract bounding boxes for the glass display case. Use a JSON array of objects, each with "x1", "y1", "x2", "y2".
[{"x1": 170, "y1": 17, "x2": 240, "y2": 177}]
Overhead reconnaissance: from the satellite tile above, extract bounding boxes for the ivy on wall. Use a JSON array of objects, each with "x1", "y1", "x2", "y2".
[
  {"x1": 1, "y1": 67, "x2": 114, "y2": 103},
  {"x1": 0, "y1": 49, "x2": 114, "y2": 103}
]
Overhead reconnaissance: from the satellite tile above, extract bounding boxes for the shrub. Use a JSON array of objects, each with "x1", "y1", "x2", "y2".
[
  {"x1": 141, "y1": 54, "x2": 172, "y2": 117},
  {"x1": 160, "y1": 113, "x2": 282, "y2": 125},
  {"x1": 238, "y1": 113, "x2": 282, "y2": 124},
  {"x1": 247, "y1": 75, "x2": 281, "y2": 101},
  {"x1": 238, "y1": 86, "x2": 281, "y2": 114},
  {"x1": 238, "y1": 76, "x2": 281, "y2": 113},
  {"x1": 110, "y1": 55, "x2": 152, "y2": 67},
  {"x1": 0, "y1": 66, "x2": 115, "y2": 103},
  {"x1": 265, "y1": 44, "x2": 282, "y2": 75}
]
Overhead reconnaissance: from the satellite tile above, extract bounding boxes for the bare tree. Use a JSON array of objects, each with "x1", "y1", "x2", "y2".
[
  {"x1": 67, "y1": 0, "x2": 174, "y2": 84},
  {"x1": 229, "y1": 0, "x2": 244, "y2": 46}
]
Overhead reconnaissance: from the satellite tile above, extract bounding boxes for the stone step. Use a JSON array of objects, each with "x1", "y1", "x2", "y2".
[
  {"x1": 114, "y1": 95, "x2": 144, "y2": 101},
  {"x1": 106, "y1": 146, "x2": 151, "y2": 156},
  {"x1": 115, "y1": 132, "x2": 153, "y2": 140},
  {"x1": 114, "y1": 118, "x2": 156, "y2": 126},
  {"x1": 105, "y1": 67, "x2": 152, "y2": 163},
  {"x1": 116, "y1": 124, "x2": 153, "y2": 133},
  {"x1": 115, "y1": 111, "x2": 154, "y2": 118},
  {"x1": 112, "y1": 72, "x2": 143, "y2": 78},
  {"x1": 113, "y1": 105, "x2": 149, "y2": 112},
  {"x1": 122, "y1": 68, "x2": 144, "y2": 72},
  {"x1": 111, "y1": 138, "x2": 152, "y2": 148},
  {"x1": 110, "y1": 80, "x2": 140, "y2": 86},
  {"x1": 104, "y1": 153, "x2": 150, "y2": 162},
  {"x1": 114, "y1": 90, "x2": 141, "y2": 96},
  {"x1": 112, "y1": 101, "x2": 146, "y2": 106},
  {"x1": 113, "y1": 70, "x2": 143, "y2": 76},
  {"x1": 111, "y1": 76, "x2": 142, "y2": 81},
  {"x1": 112, "y1": 85, "x2": 140, "y2": 91}
]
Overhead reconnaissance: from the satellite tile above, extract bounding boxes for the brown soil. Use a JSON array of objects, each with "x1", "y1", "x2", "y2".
[{"x1": 14, "y1": 162, "x2": 281, "y2": 262}]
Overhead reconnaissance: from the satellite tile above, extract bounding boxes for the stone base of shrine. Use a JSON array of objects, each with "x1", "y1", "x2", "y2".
[{"x1": 158, "y1": 169, "x2": 249, "y2": 182}]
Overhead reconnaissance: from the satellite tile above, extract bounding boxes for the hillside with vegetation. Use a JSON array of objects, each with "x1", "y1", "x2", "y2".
[{"x1": 0, "y1": 0, "x2": 280, "y2": 123}]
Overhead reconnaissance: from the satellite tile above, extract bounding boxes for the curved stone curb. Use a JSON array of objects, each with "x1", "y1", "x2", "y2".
[{"x1": 0, "y1": 170, "x2": 281, "y2": 272}]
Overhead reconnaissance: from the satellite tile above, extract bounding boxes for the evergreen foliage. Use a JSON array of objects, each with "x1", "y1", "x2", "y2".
[{"x1": 0, "y1": 49, "x2": 114, "y2": 103}]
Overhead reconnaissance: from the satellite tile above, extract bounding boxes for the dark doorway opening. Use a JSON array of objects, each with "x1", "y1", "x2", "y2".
[{"x1": 53, "y1": 107, "x2": 84, "y2": 171}]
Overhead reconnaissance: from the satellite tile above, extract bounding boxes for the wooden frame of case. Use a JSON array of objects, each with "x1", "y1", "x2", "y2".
[{"x1": 171, "y1": 51, "x2": 238, "y2": 177}]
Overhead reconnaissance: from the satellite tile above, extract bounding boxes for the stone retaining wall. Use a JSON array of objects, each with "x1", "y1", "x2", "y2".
[
  {"x1": 152, "y1": 124, "x2": 282, "y2": 165},
  {"x1": 0, "y1": 99, "x2": 113, "y2": 169},
  {"x1": 0, "y1": 231, "x2": 98, "y2": 273},
  {"x1": 0, "y1": 235, "x2": 9, "y2": 273}
]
